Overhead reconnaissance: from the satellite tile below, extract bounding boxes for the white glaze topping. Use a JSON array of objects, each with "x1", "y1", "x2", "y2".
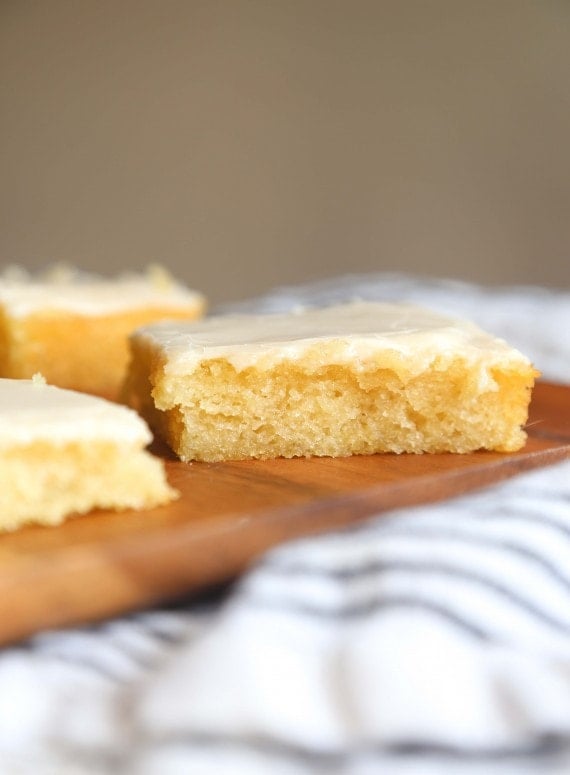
[
  {"x1": 0, "y1": 265, "x2": 204, "y2": 317},
  {"x1": 133, "y1": 301, "x2": 532, "y2": 376},
  {"x1": 0, "y1": 378, "x2": 153, "y2": 448}
]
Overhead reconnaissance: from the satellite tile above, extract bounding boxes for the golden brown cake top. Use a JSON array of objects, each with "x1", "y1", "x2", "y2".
[{"x1": 132, "y1": 301, "x2": 533, "y2": 377}]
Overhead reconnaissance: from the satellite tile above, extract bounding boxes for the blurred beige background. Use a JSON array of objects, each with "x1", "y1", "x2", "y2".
[{"x1": 1, "y1": 0, "x2": 569, "y2": 305}]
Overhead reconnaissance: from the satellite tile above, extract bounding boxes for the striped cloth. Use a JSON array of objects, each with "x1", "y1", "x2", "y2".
[{"x1": 0, "y1": 274, "x2": 569, "y2": 775}]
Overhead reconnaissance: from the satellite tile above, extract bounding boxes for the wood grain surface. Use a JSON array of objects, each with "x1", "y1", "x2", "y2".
[{"x1": 0, "y1": 380, "x2": 569, "y2": 646}]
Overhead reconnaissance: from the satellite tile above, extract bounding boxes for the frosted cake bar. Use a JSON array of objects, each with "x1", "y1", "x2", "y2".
[
  {"x1": 0, "y1": 376, "x2": 177, "y2": 531},
  {"x1": 0, "y1": 265, "x2": 206, "y2": 399},
  {"x1": 123, "y1": 301, "x2": 538, "y2": 462}
]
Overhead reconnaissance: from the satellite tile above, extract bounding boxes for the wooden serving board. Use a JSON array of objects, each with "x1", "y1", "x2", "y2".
[{"x1": 0, "y1": 381, "x2": 569, "y2": 646}]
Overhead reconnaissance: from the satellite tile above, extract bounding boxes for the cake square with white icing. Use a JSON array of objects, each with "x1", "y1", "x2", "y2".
[
  {"x1": 0, "y1": 265, "x2": 206, "y2": 399},
  {"x1": 0, "y1": 376, "x2": 177, "y2": 531},
  {"x1": 122, "y1": 301, "x2": 538, "y2": 462}
]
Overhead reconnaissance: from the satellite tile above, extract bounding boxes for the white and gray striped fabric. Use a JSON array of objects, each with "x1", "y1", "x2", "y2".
[{"x1": 0, "y1": 274, "x2": 569, "y2": 775}]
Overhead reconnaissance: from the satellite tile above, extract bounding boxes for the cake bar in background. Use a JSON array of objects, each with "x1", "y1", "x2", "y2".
[{"x1": 0, "y1": 265, "x2": 206, "y2": 399}]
